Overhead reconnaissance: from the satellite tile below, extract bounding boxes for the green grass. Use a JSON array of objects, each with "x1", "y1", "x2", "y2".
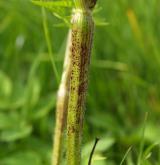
[{"x1": 0, "y1": 0, "x2": 160, "y2": 165}]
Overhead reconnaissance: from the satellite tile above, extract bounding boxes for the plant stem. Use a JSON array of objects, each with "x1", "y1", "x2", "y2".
[
  {"x1": 52, "y1": 30, "x2": 72, "y2": 165},
  {"x1": 67, "y1": 1, "x2": 97, "y2": 165},
  {"x1": 41, "y1": 5, "x2": 59, "y2": 84},
  {"x1": 88, "y1": 138, "x2": 100, "y2": 165}
]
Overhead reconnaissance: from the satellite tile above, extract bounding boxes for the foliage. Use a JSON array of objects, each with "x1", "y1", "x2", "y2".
[{"x1": 0, "y1": 0, "x2": 160, "y2": 165}]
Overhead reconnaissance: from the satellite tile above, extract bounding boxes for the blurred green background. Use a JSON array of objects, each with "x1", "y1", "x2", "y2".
[{"x1": 0, "y1": 0, "x2": 160, "y2": 165}]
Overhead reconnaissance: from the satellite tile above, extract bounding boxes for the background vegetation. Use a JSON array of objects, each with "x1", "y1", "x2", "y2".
[{"x1": 0, "y1": 0, "x2": 160, "y2": 164}]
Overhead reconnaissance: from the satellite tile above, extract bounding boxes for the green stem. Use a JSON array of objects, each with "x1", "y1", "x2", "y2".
[
  {"x1": 41, "y1": 5, "x2": 59, "y2": 84},
  {"x1": 67, "y1": 1, "x2": 97, "y2": 165},
  {"x1": 52, "y1": 31, "x2": 72, "y2": 165}
]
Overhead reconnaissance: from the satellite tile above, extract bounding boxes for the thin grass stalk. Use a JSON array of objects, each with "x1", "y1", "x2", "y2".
[
  {"x1": 52, "y1": 31, "x2": 72, "y2": 165},
  {"x1": 41, "y1": 1, "x2": 59, "y2": 84},
  {"x1": 67, "y1": 0, "x2": 97, "y2": 165}
]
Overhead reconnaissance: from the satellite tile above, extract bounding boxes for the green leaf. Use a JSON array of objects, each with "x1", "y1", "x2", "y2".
[
  {"x1": 0, "y1": 112, "x2": 17, "y2": 130},
  {"x1": 82, "y1": 136, "x2": 115, "y2": 163},
  {"x1": 31, "y1": 0, "x2": 73, "y2": 8},
  {"x1": 144, "y1": 123, "x2": 160, "y2": 142},
  {"x1": 0, "y1": 83, "x2": 25, "y2": 110},
  {"x1": 82, "y1": 136, "x2": 115, "y2": 165},
  {"x1": 32, "y1": 93, "x2": 56, "y2": 120},
  {"x1": 1, "y1": 151, "x2": 42, "y2": 165},
  {"x1": 0, "y1": 71, "x2": 12, "y2": 98},
  {"x1": 94, "y1": 17, "x2": 110, "y2": 26},
  {"x1": 23, "y1": 78, "x2": 41, "y2": 113},
  {"x1": 0, "y1": 120, "x2": 32, "y2": 142},
  {"x1": 91, "y1": 154, "x2": 107, "y2": 165},
  {"x1": 143, "y1": 143, "x2": 159, "y2": 160},
  {"x1": 93, "y1": 154, "x2": 107, "y2": 161},
  {"x1": 32, "y1": 0, "x2": 72, "y2": 26},
  {"x1": 27, "y1": 78, "x2": 41, "y2": 108},
  {"x1": 24, "y1": 136, "x2": 51, "y2": 163},
  {"x1": 32, "y1": 0, "x2": 107, "y2": 27}
]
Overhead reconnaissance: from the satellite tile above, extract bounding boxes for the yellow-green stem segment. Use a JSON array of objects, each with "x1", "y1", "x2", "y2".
[
  {"x1": 67, "y1": 0, "x2": 97, "y2": 165},
  {"x1": 52, "y1": 31, "x2": 72, "y2": 165}
]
